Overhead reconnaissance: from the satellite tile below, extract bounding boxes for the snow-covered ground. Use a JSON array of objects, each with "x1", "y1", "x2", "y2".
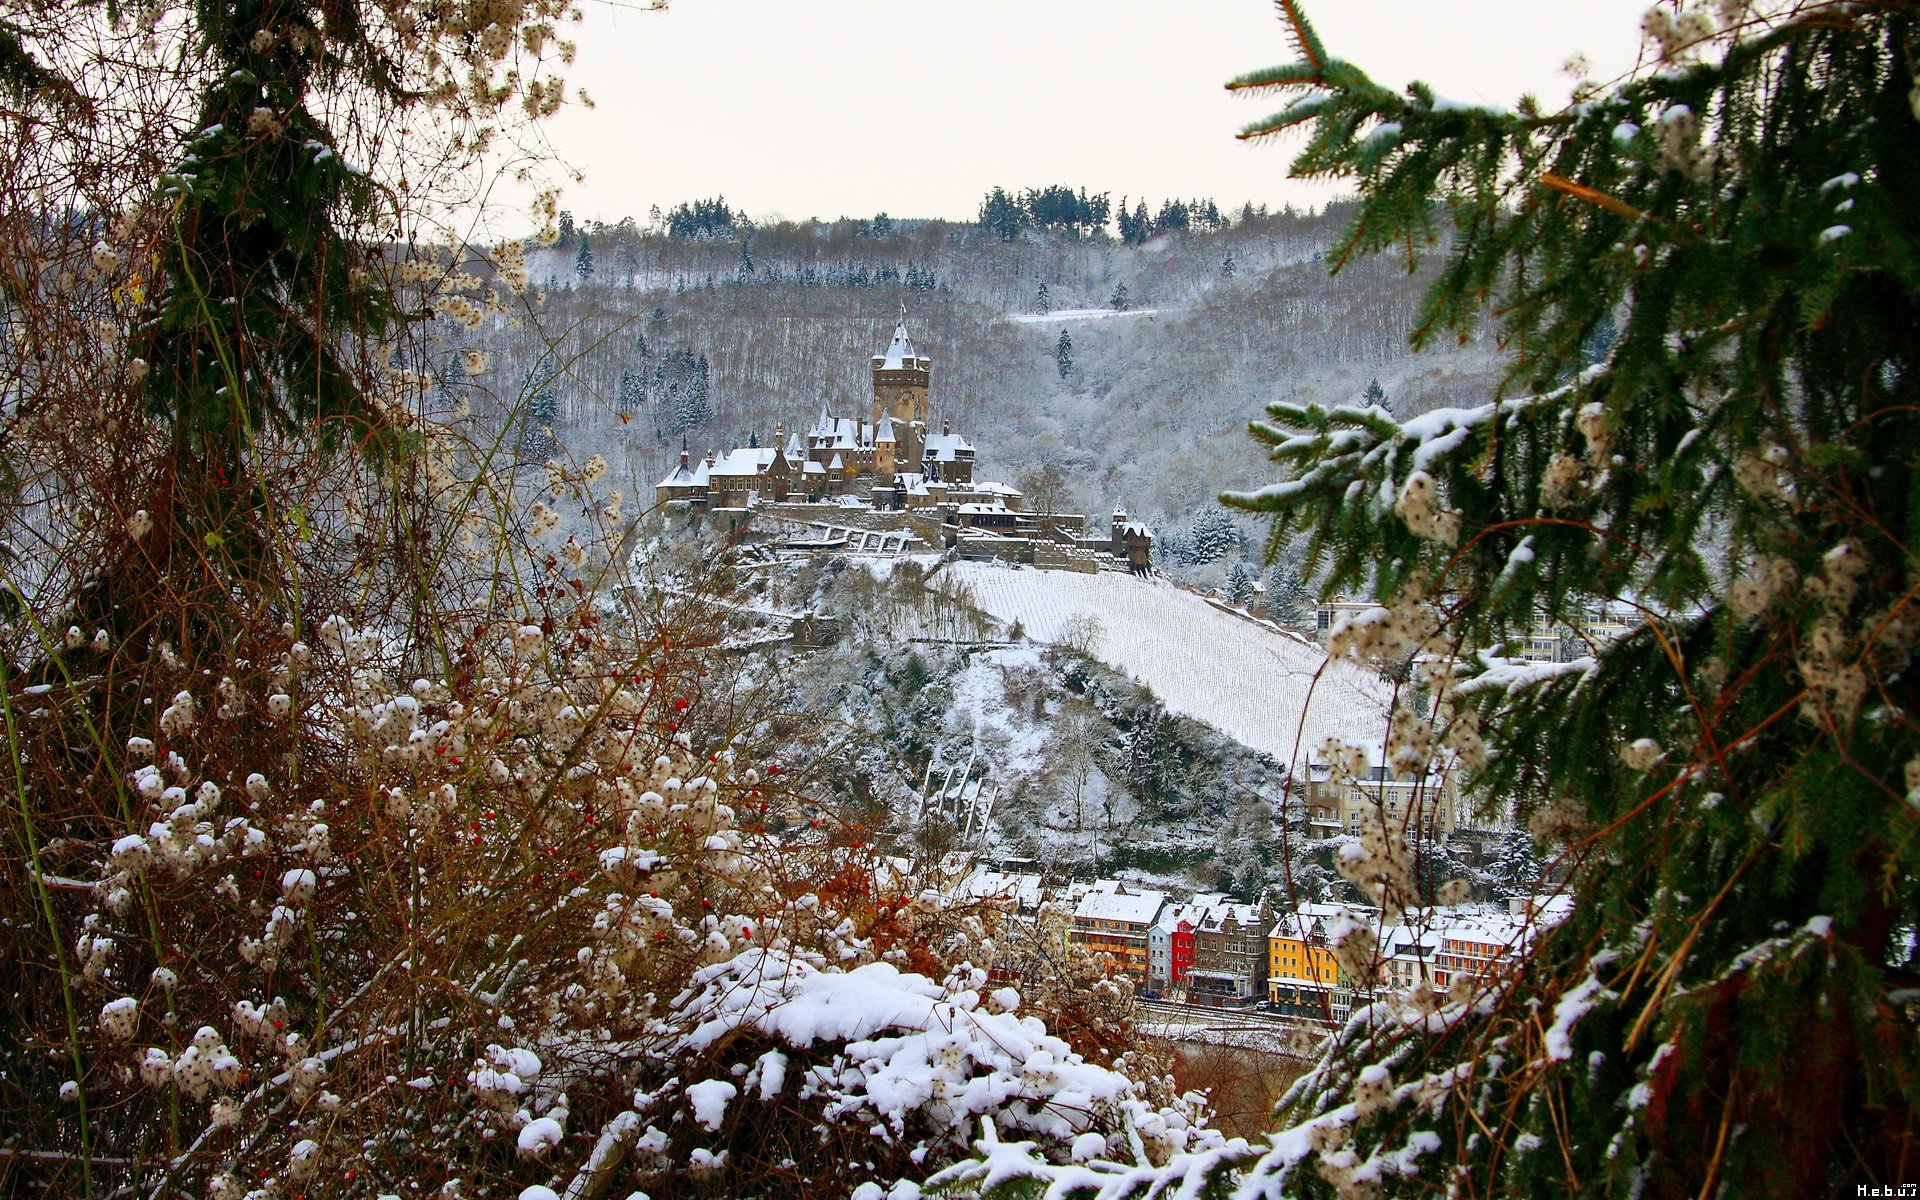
[
  {"x1": 942, "y1": 563, "x2": 1392, "y2": 768},
  {"x1": 1003, "y1": 307, "x2": 1164, "y2": 324},
  {"x1": 946, "y1": 644, "x2": 1054, "y2": 779}
]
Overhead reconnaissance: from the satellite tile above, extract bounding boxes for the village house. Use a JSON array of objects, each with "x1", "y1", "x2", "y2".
[
  {"x1": 1068, "y1": 883, "x2": 1167, "y2": 985},
  {"x1": 1266, "y1": 901, "x2": 1349, "y2": 1016},
  {"x1": 1301, "y1": 756, "x2": 1462, "y2": 841},
  {"x1": 1146, "y1": 901, "x2": 1207, "y2": 997},
  {"x1": 1186, "y1": 898, "x2": 1272, "y2": 1008}
]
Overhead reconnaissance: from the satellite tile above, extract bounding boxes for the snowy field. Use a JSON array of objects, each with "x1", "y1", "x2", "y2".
[
  {"x1": 943, "y1": 563, "x2": 1393, "y2": 768},
  {"x1": 1003, "y1": 307, "x2": 1164, "y2": 324}
]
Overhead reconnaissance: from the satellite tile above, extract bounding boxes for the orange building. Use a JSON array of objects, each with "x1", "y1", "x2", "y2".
[{"x1": 1068, "y1": 884, "x2": 1167, "y2": 985}]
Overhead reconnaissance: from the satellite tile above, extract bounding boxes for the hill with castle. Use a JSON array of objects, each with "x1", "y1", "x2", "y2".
[{"x1": 650, "y1": 307, "x2": 1155, "y2": 573}]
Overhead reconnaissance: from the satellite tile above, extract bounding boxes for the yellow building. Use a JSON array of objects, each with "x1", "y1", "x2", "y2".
[{"x1": 1267, "y1": 903, "x2": 1348, "y2": 1013}]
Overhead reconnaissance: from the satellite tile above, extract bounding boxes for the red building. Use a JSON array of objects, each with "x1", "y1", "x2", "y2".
[{"x1": 1171, "y1": 919, "x2": 1195, "y2": 985}]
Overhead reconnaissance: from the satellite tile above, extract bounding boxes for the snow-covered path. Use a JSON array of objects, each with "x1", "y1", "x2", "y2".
[{"x1": 943, "y1": 563, "x2": 1392, "y2": 768}]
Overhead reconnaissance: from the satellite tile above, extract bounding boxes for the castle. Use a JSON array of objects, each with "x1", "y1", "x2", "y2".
[{"x1": 654, "y1": 309, "x2": 1152, "y2": 570}]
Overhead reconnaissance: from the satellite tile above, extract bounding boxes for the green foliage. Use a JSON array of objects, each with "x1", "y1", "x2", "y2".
[
  {"x1": 0, "y1": 16, "x2": 78, "y2": 107},
  {"x1": 978, "y1": 185, "x2": 1111, "y2": 238},
  {"x1": 978, "y1": 186, "x2": 1028, "y2": 242},
  {"x1": 665, "y1": 196, "x2": 738, "y2": 239},
  {"x1": 920, "y1": 3, "x2": 1920, "y2": 1197},
  {"x1": 1263, "y1": 561, "x2": 1312, "y2": 629},
  {"x1": 146, "y1": 8, "x2": 402, "y2": 472},
  {"x1": 1182, "y1": 508, "x2": 1238, "y2": 566},
  {"x1": 1212, "y1": 0, "x2": 1920, "y2": 1194},
  {"x1": 519, "y1": 356, "x2": 562, "y2": 462}
]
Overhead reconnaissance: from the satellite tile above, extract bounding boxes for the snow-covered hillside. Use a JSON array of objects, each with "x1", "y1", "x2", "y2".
[
  {"x1": 944, "y1": 563, "x2": 1392, "y2": 767},
  {"x1": 1003, "y1": 307, "x2": 1164, "y2": 323}
]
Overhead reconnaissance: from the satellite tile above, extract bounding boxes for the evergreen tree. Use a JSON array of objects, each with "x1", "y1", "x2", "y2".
[
  {"x1": 1116, "y1": 198, "x2": 1153, "y2": 245},
  {"x1": 1221, "y1": 251, "x2": 1235, "y2": 278},
  {"x1": 1486, "y1": 828, "x2": 1545, "y2": 903},
  {"x1": 978, "y1": 186, "x2": 1027, "y2": 242},
  {"x1": 1109, "y1": 282, "x2": 1130, "y2": 311},
  {"x1": 1081, "y1": 187, "x2": 1112, "y2": 234},
  {"x1": 1224, "y1": 560, "x2": 1256, "y2": 606},
  {"x1": 737, "y1": 239, "x2": 754, "y2": 279},
  {"x1": 616, "y1": 367, "x2": 645, "y2": 413},
  {"x1": 1361, "y1": 376, "x2": 1389, "y2": 413},
  {"x1": 665, "y1": 197, "x2": 736, "y2": 239},
  {"x1": 1208, "y1": 0, "x2": 1920, "y2": 1192},
  {"x1": 574, "y1": 233, "x2": 593, "y2": 281},
  {"x1": 1034, "y1": 281, "x2": 1051, "y2": 316},
  {"x1": 1054, "y1": 329, "x2": 1073, "y2": 379},
  {"x1": 677, "y1": 353, "x2": 713, "y2": 433},
  {"x1": 1263, "y1": 561, "x2": 1312, "y2": 629},
  {"x1": 556, "y1": 209, "x2": 577, "y2": 250},
  {"x1": 519, "y1": 357, "x2": 561, "y2": 463},
  {"x1": 1182, "y1": 507, "x2": 1236, "y2": 565}
]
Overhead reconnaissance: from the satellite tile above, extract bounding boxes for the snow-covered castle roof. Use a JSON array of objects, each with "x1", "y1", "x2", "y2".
[
  {"x1": 923, "y1": 430, "x2": 974, "y2": 461},
  {"x1": 878, "y1": 320, "x2": 922, "y2": 370}
]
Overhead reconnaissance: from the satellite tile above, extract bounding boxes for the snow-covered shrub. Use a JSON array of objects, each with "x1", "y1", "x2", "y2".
[
  {"x1": 3, "y1": 472, "x2": 1200, "y2": 1199},
  {"x1": 615, "y1": 947, "x2": 1218, "y2": 1196}
]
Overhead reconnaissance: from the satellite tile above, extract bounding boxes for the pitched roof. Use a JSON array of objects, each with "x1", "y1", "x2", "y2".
[
  {"x1": 656, "y1": 460, "x2": 698, "y2": 489},
  {"x1": 1195, "y1": 899, "x2": 1268, "y2": 933},
  {"x1": 709, "y1": 447, "x2": 778, "y2": 477},
  {"x1": 1074, "y1": 888, "x2": 1166, "y2": 925},
  {"x1": 879, "y1": 322, "x2": 921, "y2": 370},
  {"x1": 924, "y1": 431, "x2": 974, "y2": 460},
  {"x1": 958, "y1": 868, "x2": 1046, "y2": 910},
  {"x1": 1152, "y1": 902, "x2": 1205, "y2": 934}
]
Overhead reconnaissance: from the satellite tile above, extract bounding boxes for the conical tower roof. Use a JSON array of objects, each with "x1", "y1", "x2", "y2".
[{"x1": 879, "y1": 301, "x2": 921, "y2": 369}]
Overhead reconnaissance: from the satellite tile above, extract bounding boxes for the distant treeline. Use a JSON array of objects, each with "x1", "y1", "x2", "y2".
[
  {"x1": 549, "y1": 187, "x2": 1267, "y2": 255},
  {"x1": 979, "y1": 186, "x2": 1229, "y2": 244}
]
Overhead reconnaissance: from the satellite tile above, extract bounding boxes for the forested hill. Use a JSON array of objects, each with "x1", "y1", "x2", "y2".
[{"x1": 464, "y1": 193, "x2": 1506, "y2": 535}]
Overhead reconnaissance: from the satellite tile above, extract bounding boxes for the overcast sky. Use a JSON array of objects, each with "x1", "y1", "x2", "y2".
[{"x1": 535, "y1": 0, "x2": 1654, "y2": 226}]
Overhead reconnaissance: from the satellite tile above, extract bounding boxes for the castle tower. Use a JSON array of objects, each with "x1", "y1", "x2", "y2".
[{"x1": 870, "y1": 303, "x2": 928, "y2": 477}]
